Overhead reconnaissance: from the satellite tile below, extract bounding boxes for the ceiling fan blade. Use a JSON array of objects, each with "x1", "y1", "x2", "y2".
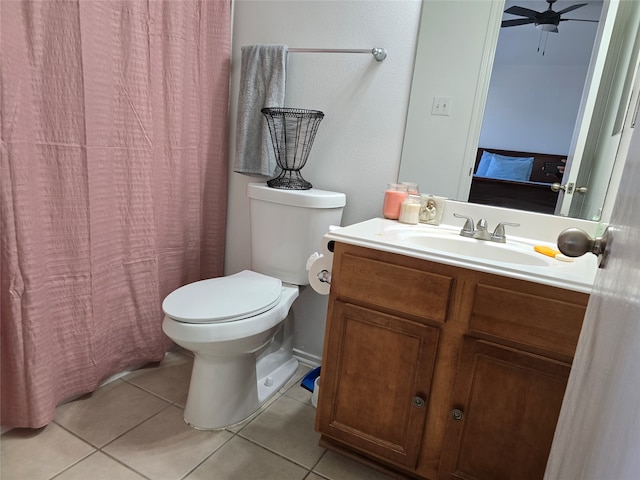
[
  {"x1": 504, "y1": 5, "x2": 541, "y2": 18},
  {"x1": 556, "y1": 3, "x2": 588, "y2": 15},
  {"x1": 501, "y1": 18, "x2": 537, "y2": 27},
  {"x1": 560, "y1": 18, "x2": 599, "y2": 23}
]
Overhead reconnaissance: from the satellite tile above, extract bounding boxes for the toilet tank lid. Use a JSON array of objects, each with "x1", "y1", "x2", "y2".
[{"x1": 248, "y1": 183, "x2": 346, "y2": 208}]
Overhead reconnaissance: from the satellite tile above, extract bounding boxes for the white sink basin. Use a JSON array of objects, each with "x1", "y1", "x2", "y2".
[
  {"x1": 323, "y1": 218, "x2": 598, "y2": 294},
  {"x1": 382, "y1": 224, "x2": 551, "y2": 267},
  {"x1": 401, "y1": 234, "x2": 550, "y2": 267}
]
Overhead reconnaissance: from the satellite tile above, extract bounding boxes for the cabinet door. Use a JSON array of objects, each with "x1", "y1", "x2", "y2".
[
  {"x1": 439, "y1": 338, "x2": 571, "y2": 480},
  {"x1": 316, "y1": 301, "x2": 440, "y2": 469}
]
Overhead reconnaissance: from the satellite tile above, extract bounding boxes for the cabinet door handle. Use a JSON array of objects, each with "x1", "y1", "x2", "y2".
[
  {"x1": 451, "y1": 408, "x2": 464, "y2": 421},
  {"x1": 412, "y1": 396, "x2": 425, "y2": 408}
]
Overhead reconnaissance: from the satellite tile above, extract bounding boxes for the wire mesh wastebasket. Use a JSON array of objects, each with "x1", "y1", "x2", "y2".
[{"x1": 261, "y1": 107, "x2": 325, "y2": 190}]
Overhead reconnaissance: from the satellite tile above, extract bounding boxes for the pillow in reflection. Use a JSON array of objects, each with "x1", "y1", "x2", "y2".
[
  {"x1": 484, "y1": 154, "x2": 534, "y2": 181},
  {"x1": 476, "y1": 150, "x2": 494, "y2": 176}
]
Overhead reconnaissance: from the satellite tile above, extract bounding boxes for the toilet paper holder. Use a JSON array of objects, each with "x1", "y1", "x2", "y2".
[
  {"x1": 317, "y1": 269, "x2": 331, "y2": 284},
  {"x1": 307, "y1": 251, "x2": 333, "y2": 295}
]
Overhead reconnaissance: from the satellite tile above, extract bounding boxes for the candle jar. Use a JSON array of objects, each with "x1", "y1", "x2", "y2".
[
  {"x1": 400, "y1": 182, "x2": 419, "y2": 195},
  {"x1": 383, "y1": 183, "x2": 409, "y2": 220},
  {"x1": 399, "y1": 195, "x2": 421, "y2": 224}
]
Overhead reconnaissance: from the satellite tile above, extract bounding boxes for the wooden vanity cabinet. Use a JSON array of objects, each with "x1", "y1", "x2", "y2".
[
  {"x1": 315, "y1": 243, "x2": 454, "y2": 469},
  {"x1": 315, "y1": 242, "x2": 589, "y2": 480},
  {"x1": 437, "y1": 338, "x2": 571, "y2": 480},
  {"x1": 317, "y1": 301, "x2": 440, "y2": 468},
  {"x1": 437, "y1": 279, "x2": 587, "y2": 480}
]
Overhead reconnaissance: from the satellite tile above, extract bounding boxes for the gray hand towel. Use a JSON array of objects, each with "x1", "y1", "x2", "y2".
[{"x1": 234, "y1": 44, "x2": 288, "y2": 177}]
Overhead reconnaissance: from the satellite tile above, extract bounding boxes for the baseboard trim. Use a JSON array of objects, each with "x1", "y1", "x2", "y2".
[{"x1": 293, "y1": 348, "x2": 321, "y2": 367}]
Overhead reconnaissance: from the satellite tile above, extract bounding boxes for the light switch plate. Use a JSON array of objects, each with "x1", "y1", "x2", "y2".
[{"x1": 432, "y1": 96, "x2": 451, "y2": 116}]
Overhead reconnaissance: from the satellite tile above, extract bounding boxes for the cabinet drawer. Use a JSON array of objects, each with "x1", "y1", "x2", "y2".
[
  {"x1": 337, "y1": 253, "x2": 453, "y2": 323},
  {"x1": 469, "y1": 284, "x2": 586, "y2": 358}
]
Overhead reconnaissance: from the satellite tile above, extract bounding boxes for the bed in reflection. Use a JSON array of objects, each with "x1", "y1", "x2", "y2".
[{"x1": 469, "y1": 148, "x2": 566, "y2": 214}]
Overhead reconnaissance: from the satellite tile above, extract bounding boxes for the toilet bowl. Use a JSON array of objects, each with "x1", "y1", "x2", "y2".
[
  {"x1": 161, "y1": 183, "x2": 346, "y2": 430},
  {"x1": 162, "y1": 271, "x2": 299, "y2": 429}
]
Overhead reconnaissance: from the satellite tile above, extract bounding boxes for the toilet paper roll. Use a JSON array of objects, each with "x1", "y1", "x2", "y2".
[
  {"x1": 306, "y1": 252, "x2": 323, "y2": 271},
  {"x1": 307, "y1": 255, "x2": 333, "y2": 295}
]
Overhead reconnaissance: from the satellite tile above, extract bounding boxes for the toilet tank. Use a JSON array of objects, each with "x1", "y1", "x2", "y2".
[{"x1": 247, "y1": 183, "x2": 346, "y2": 285}]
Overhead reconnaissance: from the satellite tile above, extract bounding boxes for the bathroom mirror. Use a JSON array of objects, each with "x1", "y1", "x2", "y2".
[{"x1": 400, "y1": 0, "x2": 640, "y2": 221}]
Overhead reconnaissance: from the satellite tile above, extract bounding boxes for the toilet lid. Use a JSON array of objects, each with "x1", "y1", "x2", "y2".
[{"x1": 162, "y1": 270, "x2": 282, "y2": 323}]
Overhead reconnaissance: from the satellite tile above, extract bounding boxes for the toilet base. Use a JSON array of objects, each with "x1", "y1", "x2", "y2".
[
  {"x1": 257, "y1": 356, "x2": 298, "y2": 404},
  {"x1": 183, "y1": 350, "x2": 298, "y2": 430}
]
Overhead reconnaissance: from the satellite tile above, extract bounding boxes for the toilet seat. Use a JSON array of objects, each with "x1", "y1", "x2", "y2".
[{"x1": 162, "y1": 270, "x2": 282, "y2": 324}]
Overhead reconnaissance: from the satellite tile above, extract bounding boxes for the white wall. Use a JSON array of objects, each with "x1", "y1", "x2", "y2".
[
  {"x1": 479, "y1": 64, "x2": 590, "y2": 154},
  {"x1": 226, "y1": 0, "x2": 422, "y2": 362},
  {"x1": 399, "y1": 0, "x2": 502, "y2": 201},
  {"x1": 479, "y1": 1, "x2": 601, "y2": 155}
]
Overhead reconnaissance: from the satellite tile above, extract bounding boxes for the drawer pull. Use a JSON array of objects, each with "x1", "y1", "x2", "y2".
[
  {"x1": 451, "y1": 408, "x2": 464, "y2": 421},
  {"x1": 412, "y1": 396, "x2": 425, "y2": 408}
]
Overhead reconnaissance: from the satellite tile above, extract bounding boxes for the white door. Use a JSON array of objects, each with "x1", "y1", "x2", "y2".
[
  {"x1": 553, "y1": 0, "x2": 616, "y2": 217},
  {"x1": 556, "y1": 0, "x2": 640, "y2": 218},
  {"x1": 544, "y1": 63, "x2": 640, "y2": 479}
]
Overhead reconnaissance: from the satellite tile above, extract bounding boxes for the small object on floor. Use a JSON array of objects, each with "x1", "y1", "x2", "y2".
[
  {"x1": 311, "y1": 377, "x2": 320, "y2": 408},
  {"x1": 300, "y1": 366, "x2": 321, "y2": 392}
]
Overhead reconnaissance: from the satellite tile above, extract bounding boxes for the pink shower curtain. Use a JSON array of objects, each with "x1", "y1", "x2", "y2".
[{"x1": 0, "y1": 1, "x2": 230, "y2": 428}]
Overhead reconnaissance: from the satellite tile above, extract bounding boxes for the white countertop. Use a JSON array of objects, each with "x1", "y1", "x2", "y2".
[{"x1": 324, "y1": 217, "x2": 597, "y2": 294}]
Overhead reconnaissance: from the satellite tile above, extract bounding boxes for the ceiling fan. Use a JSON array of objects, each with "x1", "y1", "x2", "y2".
[{"x1": 502, "y1": 0, "x2": 599, "y2": 33}]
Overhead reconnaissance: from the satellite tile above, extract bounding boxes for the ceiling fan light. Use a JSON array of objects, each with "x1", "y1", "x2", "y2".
[{"x1": 536, "y1": 23, "x2": 558, "y2": 32}]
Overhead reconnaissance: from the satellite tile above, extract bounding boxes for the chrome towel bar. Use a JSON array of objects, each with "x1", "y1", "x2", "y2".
[{"x1": 288, "y1": 47, "x2": 387, "y2": 62}]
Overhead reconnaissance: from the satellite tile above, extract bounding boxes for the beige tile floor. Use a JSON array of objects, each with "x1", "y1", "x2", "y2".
[{"x1": 1, "y1": 351, "x2": 394, "y2": 480}]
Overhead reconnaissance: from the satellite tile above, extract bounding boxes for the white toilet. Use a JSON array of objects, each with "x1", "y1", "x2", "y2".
[{"x1": 162, "y1": 182, "x2": 345, "y2": 429}]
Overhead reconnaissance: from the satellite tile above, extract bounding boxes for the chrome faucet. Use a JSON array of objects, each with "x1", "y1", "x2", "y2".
[
  {"x1": 490, "y1": 221, "x2": 520, "y2": 243},
  {"x1": 453, "y1": 213, "x2": 474, "y2": 237},
  {"x1": 473, "y1": 218, "x2": 491, "y2": 240},
  {"x1": 454, "y1": 214, "x2": 520, "y2": 243}
]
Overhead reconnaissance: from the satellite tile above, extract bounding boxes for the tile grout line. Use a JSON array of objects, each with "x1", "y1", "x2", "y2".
[
  {"x1": 175, "y1": 399, "x2": 294, "y2": 480},
  {"x1": 50, "y1": 402, "x2": 175, "y2": 479},
  {"x1": 178, "y1": 384, "x2": 319, "y2": 480},
  {"x1": 177, "y1": 429, "x2": 239, "y2": 480},
  {"x1": 46, "y1": 355, "x2": 316, "y2": 480},
  {"x1": 121, "y1": 375, "x2": 188, "y2": 406},
  {"x1": 48, "y1": 449, "x2": 154, "y2": 480},
  {"x1": 97, "y1": 401, "x2": 175, "y2": 449},
  {"x1": 236, "y1": 432, "x2": 323, "y2": 474},
  {"x1": 309, "y1": 449, "x2": 331, "y2": 476},
  {"x1": 44, "y1": 438, "x2": 96, "y2": 480}
]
